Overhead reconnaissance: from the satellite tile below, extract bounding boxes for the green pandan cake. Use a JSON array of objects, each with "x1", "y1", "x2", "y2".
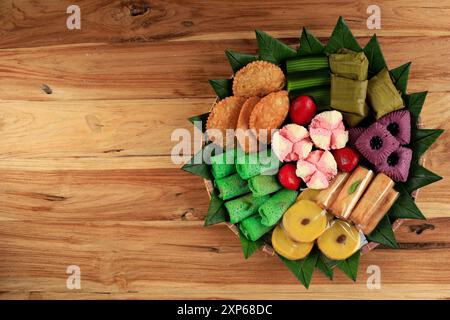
[
  {"x1": 225, "y1": 193, "x2": 270, "y2": 224},
  {"x1": 259, "y1": 189, "x2": 298, "y2": 227},
  {"x1": 215, "y1": 173, "x2": 250, "y2": 200},
  {"x1": 248, "y1": 175, "x2": 282, "y2": 197}
]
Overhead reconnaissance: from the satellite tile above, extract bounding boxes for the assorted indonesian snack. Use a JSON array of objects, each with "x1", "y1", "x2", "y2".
[{"x1": 182, "y1": 17, "x2": 443, "y2": 288}]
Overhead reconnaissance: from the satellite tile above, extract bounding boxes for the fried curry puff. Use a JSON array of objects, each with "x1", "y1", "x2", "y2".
[{"x1": 233, "y1": 61, "x2": 286, "y2": 97}]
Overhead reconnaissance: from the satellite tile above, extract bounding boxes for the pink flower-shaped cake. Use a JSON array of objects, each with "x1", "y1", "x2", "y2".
[
  {"x1": 296, "y1": 150, "x2": 338, "y2": 189},
  {"x1": 272, "y1": 124, "x2": 313, "y2": 162},
  {"x1": 309, "y1": 110, "x2": 349, "y2": 150}
]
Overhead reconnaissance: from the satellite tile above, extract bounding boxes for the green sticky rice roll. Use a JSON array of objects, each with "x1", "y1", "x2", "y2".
[
  {"x1": 235, "y1": 152, "x2": 261, "y2": 180},
  {"x1": 248, "y1": 175, "x2": 282, "y2": 197},
  {"x1": 225, "y1": 194, "x2": 270, "y2": 224},
  {"x1": 215, "y1": 173, "x2": 250, "y2": 201},
  {"x1": 239, "y1": 214, "x2": 273, "y2": 241},
  {"x1": 210, "y1": 149, "x2": 236, "y2": 179},
  {"x1": 236, "y1": 150, "x2": 280, "y2": 180},
  {"x1": 259, "y1": 189, "x2": 298, "y2": 227}
]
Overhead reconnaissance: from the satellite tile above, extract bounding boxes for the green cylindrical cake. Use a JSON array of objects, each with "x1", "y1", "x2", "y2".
[
  {"x1": 259, "y1": 189, "x2": 298, "y2": 227},
  {"x1": 248, "y1": 175, "x2": 282, "y2": 197},
  {"x1": 210, "y1": 150, "x2": 236, "y2": 179},
  {"x1": 235, "y1": 150, "x2": 280, "y2": 180},
  {"x1": 215, "y1": 173, "x2": 250, "y2": 201},
  {"x1": 225, "y1": 194, "x2": 270, "y2": 224},
  {"x1": 239, "y1": 214, "x2": 273, "y2": 241}
]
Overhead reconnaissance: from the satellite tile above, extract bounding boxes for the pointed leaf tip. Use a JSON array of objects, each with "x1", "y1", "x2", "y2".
[
  {"x1": 297, "y1": 27, "x2": 325, "y2": 56},
  {"x1": 388, "y1": 185, "x2": 426, "y2": 220},
  {"x1": 401, "y1": 163, "x2": 443, "y2": 194},
  {"x1": 390, "y1": 62, "x2": 412, "y2": 94},
  {"x1": 181, "y1": 145, "x2": 213, "y2": 180},
  {"x1": 405, "y1": 91, "x2": 428, "y2": 126},
  {"x1": 278, "y1": 251, "x2": 318, "y2": 288},
  {"x1": 366, "y1": 215, "x2": 399, "y2": 249},
  {"x1": 188, "y1": 112, "x2": 210, "y2": 133},
  {"x1": 411, "y1": 128, "x2": 444, "y2": 160},
  {"x1": 225, "y1": 49, "x2": 258, "y2": 73},
  {"x1": 256, "y1": 29, "x2": 296, "y2": 65},
  {"x1": 315, "y1": 252, "x2": 334, "y2": 280},
  {"x1": 204, "y1": 193, "x2": 228, "y2": 226},
  {"x1": 364, "y1": 34, "x2": 387, "y2": 78},
  {"x1": 337, "y1": 250, "x2": 361, "y2": 281},
  {"x1": 208, "y1": 78, "x2": 233, "y2": 99},
  {"x1": 238, "y1": 229, "x2": 263, "y2": 259},
  {"x1": 325, "y1": 16, "x2": 362, "y2": 54}
]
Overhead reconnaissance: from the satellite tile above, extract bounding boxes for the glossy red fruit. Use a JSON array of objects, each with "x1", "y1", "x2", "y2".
[
  {"x1": 332, "y1": 147, "x2": 360, "y2": 172},
  {"x1": 289, "y1": 96, "x2": 317, "y2": 125},
  {"x1": 278, "y1": 163, "x2": 302, "y2": 190}
]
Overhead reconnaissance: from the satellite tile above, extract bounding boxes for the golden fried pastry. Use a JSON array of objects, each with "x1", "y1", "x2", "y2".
[
  {"x1": 236, "y1": 96, "x2": 260, "y2": 153},
  {"x1": 206, "y1": 96, "x2": 246, "y2": 148},
  {"x1": 233, "y1": 61, "x2": 286, "y2": 97},
  {"x1": 249, "y1": 90, "x2": 289, "y2": 143}
]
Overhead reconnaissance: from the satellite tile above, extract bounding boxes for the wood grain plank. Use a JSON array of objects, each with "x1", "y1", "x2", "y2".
[
  {"x1": 1, "y1": 284, "x2": 449, "y2": 300},
  {"x1": 0, "y1": 156, "x2": 178, "y2": 171},
  {"x1": 0, "y1": 99, "x2": 209, "y2": 158},
  {"x1": 1, "y1": 36, "x2": 450, "y2": 101},
  {"x1": 0, "y1": 169, "x2": 209, "y2": 222},
  {"x1": 2, "y1": 0, "x2": 450, "y2": 48},
  {"x1": 0, "y1": 221, "x2": 448, "y2": 299},
  {"x1": 396, "y1": 218, "x2": 450, "y2": 246},
  {"x1": 0, "y1": 167, "x2": 447, "y2": 221}
]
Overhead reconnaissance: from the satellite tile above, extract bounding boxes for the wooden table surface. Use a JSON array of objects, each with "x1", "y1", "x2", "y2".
[{"x1": 0, "y1": 0, "x2": 449, "y2": 299}]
